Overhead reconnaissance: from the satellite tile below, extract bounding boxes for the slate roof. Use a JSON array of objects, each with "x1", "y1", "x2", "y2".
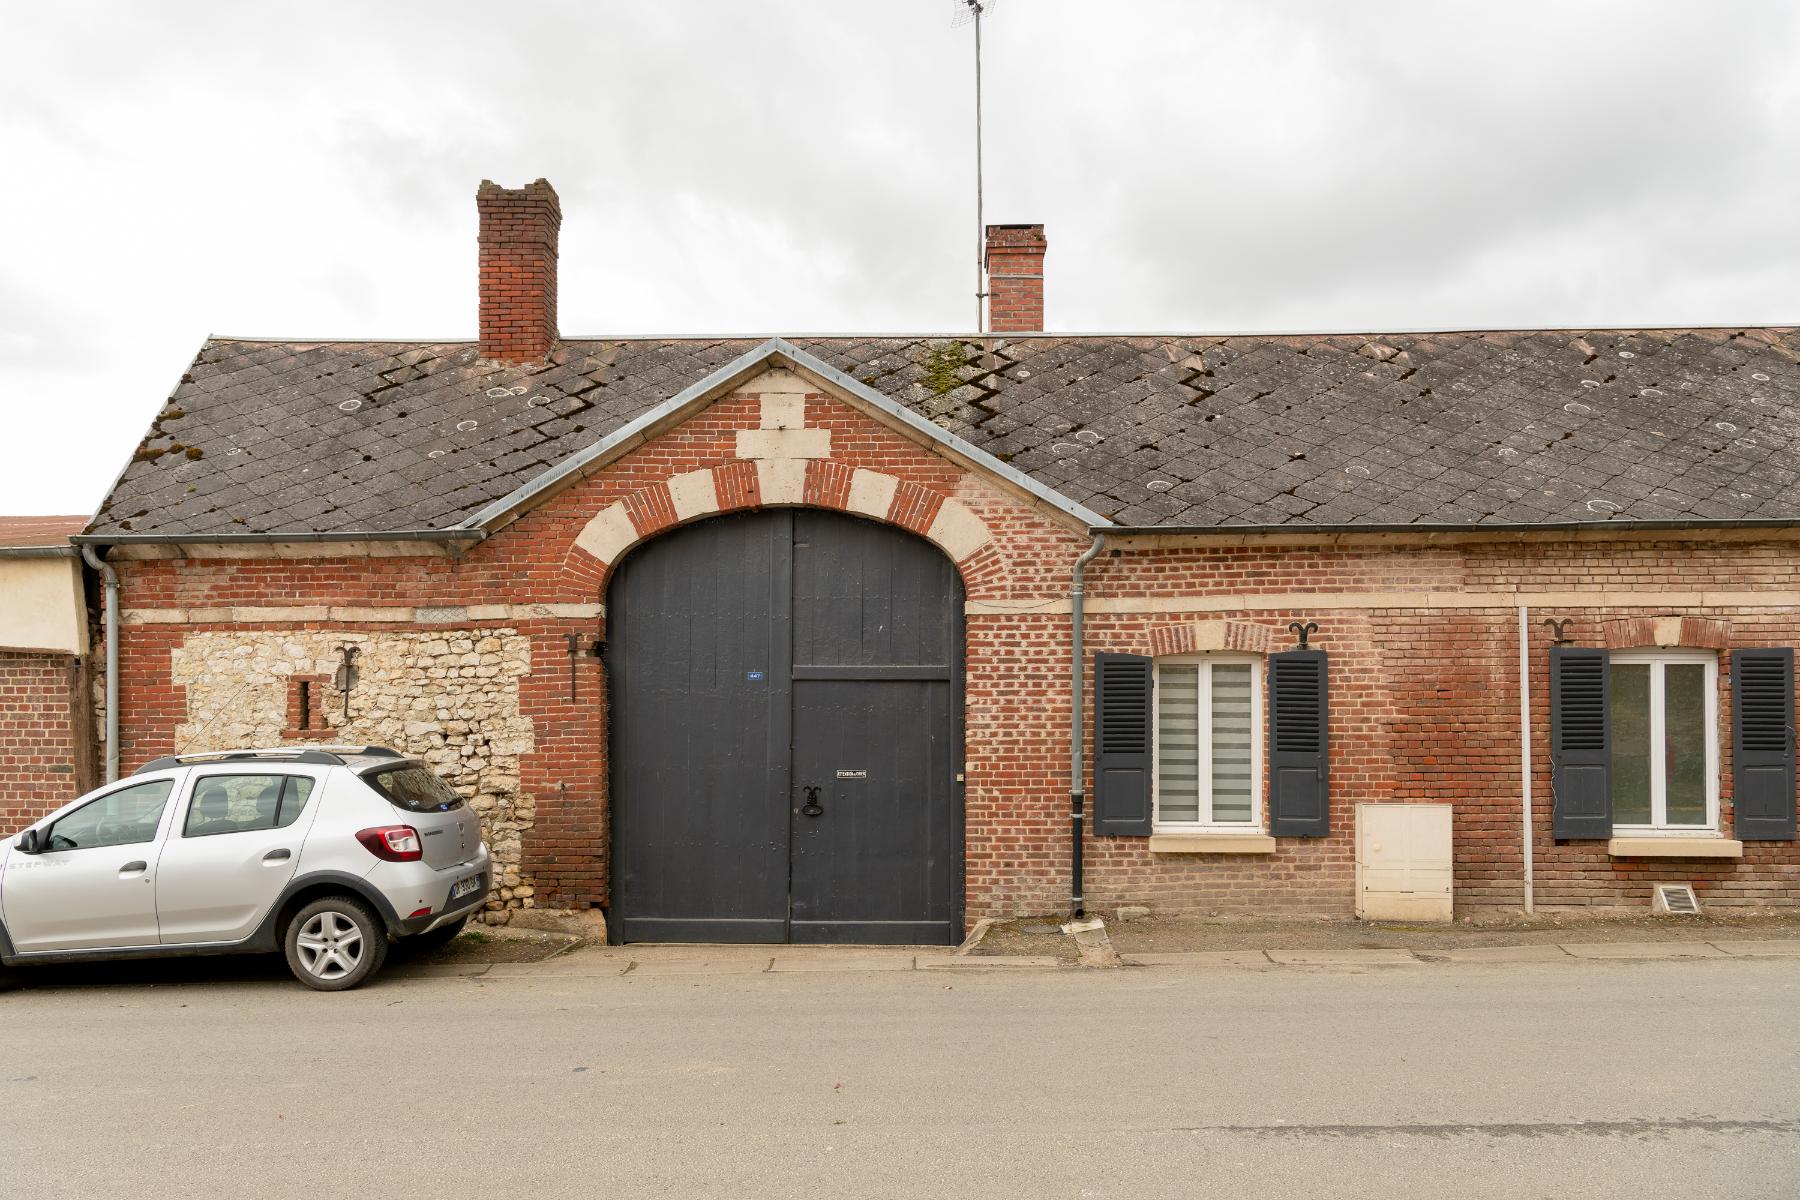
[{"x1": 86, "y1": 328, "x2": 1800, "y2": 538}]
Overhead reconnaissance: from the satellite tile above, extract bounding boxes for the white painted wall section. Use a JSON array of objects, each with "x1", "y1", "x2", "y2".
[{"x1": 0, "y1": 558, "x2": 86, "y2": 654}]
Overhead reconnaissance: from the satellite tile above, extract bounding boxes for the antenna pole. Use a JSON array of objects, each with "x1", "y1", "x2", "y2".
[{"x1": 974, "y1": 1, "x2": 985, "y2": 333}]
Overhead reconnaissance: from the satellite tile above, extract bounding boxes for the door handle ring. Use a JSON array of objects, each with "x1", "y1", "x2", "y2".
[{"x1": 801, "y1": 786, "x2": 823, "y2": 818}]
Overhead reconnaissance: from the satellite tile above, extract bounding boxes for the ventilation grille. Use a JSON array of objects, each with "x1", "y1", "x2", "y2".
[
  {"x1": 1653, "y1": 883, "x2": 1701, "y2": 915},
  {"x1": 1555, "y1": 653, "x2": 1606, "y2": 751},
  {"x1": 1272, "y1": 657, "x2": 1322, "y2": 753},
  {"x1": 1737, "y1": 656, "x2": 1792, "y2": 753}
]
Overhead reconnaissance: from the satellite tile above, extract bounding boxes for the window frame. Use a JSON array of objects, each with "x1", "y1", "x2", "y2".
[
  {"x1": 180, "y1": 771, "x2": 318, "y2": 839},
  {"x1": 1151, "y1": 652, "x2": 1265, "y2": 832},
  {"x1": 1609, "y1": 648, "x2": 1721, "y2": 836}
]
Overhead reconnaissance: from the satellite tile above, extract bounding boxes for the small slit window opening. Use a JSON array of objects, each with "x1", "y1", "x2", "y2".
[
  {"x1": 1154, "y1": 655, "x2": 1262, "y2": 829},
  {"x1": 1611, "y1": 649, "x2": 1720, "y2": 834}
]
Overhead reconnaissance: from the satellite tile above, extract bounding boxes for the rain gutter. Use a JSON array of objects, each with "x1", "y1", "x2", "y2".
[
  {"x1": 1094, "y1": 517, "x2": 1800, "y2": 538},
  {"x1": 69, "y1": 529, "x2": 487, "y2": 546},
  {"x1": 0, "y1": 546, "x2": 80, "y2": 559}
]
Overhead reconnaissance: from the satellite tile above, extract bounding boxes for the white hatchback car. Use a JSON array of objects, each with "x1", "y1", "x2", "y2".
[{"x1": 0, "y1": 746, "x2": 490, "y2": 991}]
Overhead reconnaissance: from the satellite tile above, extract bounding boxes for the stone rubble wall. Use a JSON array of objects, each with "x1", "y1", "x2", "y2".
[{"x1": 170, "y1": 630, "x2": 537, "y2": 917}]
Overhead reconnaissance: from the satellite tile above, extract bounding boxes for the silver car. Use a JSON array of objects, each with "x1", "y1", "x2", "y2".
[{"x1": 0, "y1": 746, "x2": 490, "y2": 991}]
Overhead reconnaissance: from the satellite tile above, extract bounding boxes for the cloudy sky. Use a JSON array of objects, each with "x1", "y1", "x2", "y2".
[{"x1": 2, "y1": 0, "x2": 1796, "y2": 515}]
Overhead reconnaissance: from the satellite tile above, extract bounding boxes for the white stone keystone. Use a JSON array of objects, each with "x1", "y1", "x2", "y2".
[{"x1": 755, "y1": 458, "x2": 809, "y2": 505}]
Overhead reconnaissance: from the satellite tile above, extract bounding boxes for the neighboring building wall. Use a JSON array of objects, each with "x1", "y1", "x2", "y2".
[
  {"x1": 0, "y1": 554, "x2": 95, "y2": 823},
  {"x1": 103, "y1": 373, "x2": 1800, "y2": 922},
  {"x1": 0, "y1": 650, "x2": 93, "y2": 827}
]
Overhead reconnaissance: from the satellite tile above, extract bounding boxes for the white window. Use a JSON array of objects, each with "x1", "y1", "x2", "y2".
[
  {"x1": 1154, "y1": 655, "x2": 1262, "y2": 829},
  {"x1": 1610, "y1": 649, "x2": 1719, "y2": 833}
]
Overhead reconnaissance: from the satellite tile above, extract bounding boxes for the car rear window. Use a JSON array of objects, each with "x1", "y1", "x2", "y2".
[{"x1": 362, "y1": 765, "x2": 466, "y2": 813}]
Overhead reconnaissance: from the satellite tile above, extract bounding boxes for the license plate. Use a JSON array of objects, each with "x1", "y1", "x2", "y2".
[{"x1": 450, "y1": 874, "x2": 483, "y2": 901}]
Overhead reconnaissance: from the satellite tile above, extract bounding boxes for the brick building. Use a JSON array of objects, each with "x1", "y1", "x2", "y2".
[
  {"x1": 0, "y1": 517, "x2": 97, "y2": 827},
  {"x1": 55, "y1": 179, "x2": 1800, "y2": 938}
]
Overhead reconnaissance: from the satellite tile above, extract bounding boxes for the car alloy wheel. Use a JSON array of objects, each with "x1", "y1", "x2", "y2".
[
  {"x1": 284, "y1": 897, "x2": 387, "y2": 991},
  {"x1": 295, "y1": 911, "x2": 365, "y2": 981}
]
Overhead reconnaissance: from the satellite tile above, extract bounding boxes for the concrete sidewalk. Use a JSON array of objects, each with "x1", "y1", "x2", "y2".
[{"x1": 399, "y1": 936, "x2": 1800, "y2": 980}]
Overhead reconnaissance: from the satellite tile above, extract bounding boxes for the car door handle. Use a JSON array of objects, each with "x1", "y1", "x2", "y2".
[
  {"x1": 262, "y1": 849, "x2": 292, "y2": 863},
  {"x1": 119, "y1": 861, "x2": 147, "y2": 876}
]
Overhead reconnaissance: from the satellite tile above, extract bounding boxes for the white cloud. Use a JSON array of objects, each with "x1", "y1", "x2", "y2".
[{"x1": 0, "y1": 0, "x2": 1794, "y2": 512}]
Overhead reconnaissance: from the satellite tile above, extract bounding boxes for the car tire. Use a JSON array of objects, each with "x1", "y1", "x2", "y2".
[
  {"x1": 0, "y1": 964, "x2": 18, "y2": 993},
  {"x1": 400, "y1": 916, "x2": 468, "y2": 955},
  {"x1": 284, "y1": 896, "x2": 388, "y2": 992}
]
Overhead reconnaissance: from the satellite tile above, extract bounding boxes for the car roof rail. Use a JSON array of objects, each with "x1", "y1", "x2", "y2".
[{"x1": 130, "y1": 745, "x2": 405, "y2": 775}]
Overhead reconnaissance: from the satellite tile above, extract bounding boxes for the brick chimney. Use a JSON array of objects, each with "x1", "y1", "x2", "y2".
[
  {"x1": 984, "y1": 223, "x2": 1046, "y2": 334},
  {"x1": 477, "y1": 178, "x2": 561, "y2": 363}
]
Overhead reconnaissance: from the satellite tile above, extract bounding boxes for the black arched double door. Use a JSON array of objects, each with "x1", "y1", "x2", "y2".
[{"x1": 607, "y1": 509, "x2": 963, "y2": 945}]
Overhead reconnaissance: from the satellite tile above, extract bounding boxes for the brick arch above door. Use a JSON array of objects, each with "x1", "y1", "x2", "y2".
[{"x1": 563, "y1": 459, "x2": 998, "y2": 591}]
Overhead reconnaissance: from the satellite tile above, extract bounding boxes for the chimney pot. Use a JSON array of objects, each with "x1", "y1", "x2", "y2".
[
  {"x1": 984, "y1": 223, "x2": 1046, "y2": 334},
  {"x1": 478, "y1": 178, "x2": 561, "y2": 363}
]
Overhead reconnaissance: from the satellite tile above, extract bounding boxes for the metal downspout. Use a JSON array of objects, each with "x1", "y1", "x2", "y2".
[
  {"x1": 1069, "y1": 533, "x2": 1107, "y2": 917},
  {"x1": 80, "y1": 546, "x2": 120, "y2": 783},
  {"x1": 1519, "y1": 605, "x2": 1534, "y2": 915}
]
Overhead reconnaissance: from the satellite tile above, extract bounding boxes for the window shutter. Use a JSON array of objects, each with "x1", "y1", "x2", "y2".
[
  {"x1": 1093, "y1": 653, "x2": 1153, "y2": 836},
  {"x1": 1268, "y1": 650, "x2": 1329, "y2": 837},
  {"x1": 1732, "y1": 648, "x2": 1796, "y2": 841},
  {"x1": 1550, "y1": 646, "x2": 1612, "y2": 839}
]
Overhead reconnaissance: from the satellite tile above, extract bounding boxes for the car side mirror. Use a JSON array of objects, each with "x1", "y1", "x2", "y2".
[{"x1": 15, "y1": 829, "x2": 41, "y2": 855}]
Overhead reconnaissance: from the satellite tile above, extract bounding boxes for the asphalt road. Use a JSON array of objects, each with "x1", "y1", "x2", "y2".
[{"x1": 1, "y1": 955, "x2": 1796, "y2": 1199}]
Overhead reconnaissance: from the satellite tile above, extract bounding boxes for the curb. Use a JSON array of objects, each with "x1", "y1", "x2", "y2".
[{"x1": 396, "y1": 937, "x2": 1800, "y2": 980}]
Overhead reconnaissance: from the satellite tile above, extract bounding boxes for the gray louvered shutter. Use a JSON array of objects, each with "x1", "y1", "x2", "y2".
[
  {"x1": 1093, "y1": 653, "x2": 1153, "y2": 836},
  {"x1": 1550, "y1": 646, "x2": 1612, "y2": 839},
  {"x1": 1733, "y1": 649, "x2": 1796, "y2": 841},
  {"x1": 1268, "y1": 650, "x2": 1329, "y2": 837}
]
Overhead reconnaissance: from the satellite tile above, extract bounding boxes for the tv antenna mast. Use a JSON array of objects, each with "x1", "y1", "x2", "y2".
[{"x1": 953, "y1": 0, "x2": 996, "y2": 332}]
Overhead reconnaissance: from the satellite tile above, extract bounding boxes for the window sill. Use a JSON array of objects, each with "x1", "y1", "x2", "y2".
[
  {"x1": 1149, "y1": 833, "x2": 1277, "y2": 855},
  {"x1": 1607, "y1": 836, "x2": 1743, "y2": 859}
]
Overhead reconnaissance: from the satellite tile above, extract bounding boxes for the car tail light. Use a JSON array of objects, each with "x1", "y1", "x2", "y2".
[{"x1": 356, "y1": 825, "x2": 423, "y2": 862}]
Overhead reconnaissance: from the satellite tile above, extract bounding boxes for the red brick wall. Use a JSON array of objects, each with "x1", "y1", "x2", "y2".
[
  {"x1": 0, "y1": 651, "x2": 93, "y2": 827},
  {"x1": 102, "y1": 377, "x2": 1800, "y2": 923}
]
